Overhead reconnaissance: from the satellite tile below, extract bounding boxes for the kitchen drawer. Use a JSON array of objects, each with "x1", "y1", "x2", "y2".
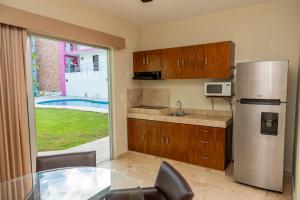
[
  {"x1": 195, "y1": 126, "x2": 215, "y2": 151},
  {"x1": 197, "y1": 151, "x2": 213, "y2": 167},
  {"x1": 198, "y1": 152, "x2": 225, "y2": 170}
]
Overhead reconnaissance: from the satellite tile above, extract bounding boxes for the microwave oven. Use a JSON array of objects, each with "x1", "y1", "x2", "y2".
[{"x1": 204, "y1": 82, "x2": 233, "y2": 96}]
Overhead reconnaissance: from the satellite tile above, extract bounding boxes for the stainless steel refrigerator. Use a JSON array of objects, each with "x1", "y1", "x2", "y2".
[{"x1": 234, "y1": 60, "x2": 288, "y2": 192}]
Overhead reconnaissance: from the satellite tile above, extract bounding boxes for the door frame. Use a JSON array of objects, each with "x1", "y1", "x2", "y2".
[{"x1": 25, "y1": 33, "x2": 114, "y2": 171}]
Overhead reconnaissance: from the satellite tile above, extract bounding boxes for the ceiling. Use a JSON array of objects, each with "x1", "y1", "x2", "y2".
[{"x1": 79, "y1": 0, "x2": 273, "y2": 26}]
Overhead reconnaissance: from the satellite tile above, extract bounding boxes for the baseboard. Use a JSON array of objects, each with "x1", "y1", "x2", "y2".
[{"x1": 115, "y1": 150, "x2": 129, "y2": 159}]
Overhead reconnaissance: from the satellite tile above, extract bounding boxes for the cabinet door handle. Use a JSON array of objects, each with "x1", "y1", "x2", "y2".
[
  {"x1": 200, "y1": 130, "x2": 209, "y2": 133},
  {"x1": 141, "y1": 133, "x2": 144, "y2": 141},
  {"x1": 201, "y1": 140, "x2": 208, "y2": 144},
  {"x1": 166, "y1": 137, "x2": 169, "y2": 144},
  {"x1": 177, "y1": 59, "x2": 180, "y2": 66},
  {"x1": 204, "y1": 57, "x2": 208, "y2": 65},
  {"x1": 161, "y1": 137, "x2": 164, "y2": 144},
  {"x1": 143, "y1": 58, "x2": 145, "y2": 65},
  {"x1": 181, "y1": 59, "x2": 184, "y2": 66},
  {"x1": 201, "y1": 156, "x2": 209, "y2": 160},
  {"x1": 146, "y1": 57, "x2": 149, "y2": 64}
]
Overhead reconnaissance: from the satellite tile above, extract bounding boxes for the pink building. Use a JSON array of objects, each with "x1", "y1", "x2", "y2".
[{"x1": 34, "y1": 37, "x2": 108, "y2": 99}]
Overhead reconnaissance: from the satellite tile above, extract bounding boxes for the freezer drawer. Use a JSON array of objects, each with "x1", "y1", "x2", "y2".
[
  {"x1": 233, "y1": 102, "x2": 286, "y2": 192},
  {"x1": 236, "y1": 61, "x2": 288, "y2": 101}
]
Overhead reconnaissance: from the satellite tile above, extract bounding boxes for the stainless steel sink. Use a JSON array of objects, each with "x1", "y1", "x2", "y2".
[
  {"x1": 133, "y1": 105, "x2": 168, "y2": 110},
  {"x1": 169, "y1": 101, "x2": 188, "y2": 117},
  {"x1": 168, "y1": 111, "x2": 188, "y2": 117}
]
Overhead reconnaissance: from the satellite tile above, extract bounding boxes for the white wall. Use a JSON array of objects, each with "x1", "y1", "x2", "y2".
[
  {"x1": 141, "y1": 79, "x2": 231, "y2": 111},
  {"x1": 293, "y1": 40, "x2": 300, "y2": 200},
  {"x1": 0, "y1": 0, "x2": 141, "y2": 158},
  {"x1": 65, "y1": 49, "x2": 109, "y2": 100},
  {"x1": 65, "y1": 71, "x2": 108, "y2": 100},
  {"x1": 139, "y1": 0, "x2": 300, "y2": 172},
  {"x1": 78, "y1": 49, "x2": 107, "y2": 72}
]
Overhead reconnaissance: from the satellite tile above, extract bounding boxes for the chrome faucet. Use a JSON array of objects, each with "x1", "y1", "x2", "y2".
[
  {"x1": 176, "y1": 100, "x2": 182, "y2": 111},
  {"x1": 168, "y1": 100, "x2": 187, "y2": 117}
]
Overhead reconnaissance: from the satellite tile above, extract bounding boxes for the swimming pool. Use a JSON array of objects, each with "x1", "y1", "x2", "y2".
[{"x1": 37, "y1": 99, "x2": 109, "y2": 109}]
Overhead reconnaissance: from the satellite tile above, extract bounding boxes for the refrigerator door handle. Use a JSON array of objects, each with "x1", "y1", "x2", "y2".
[{"x1": 239, "y1": 99, "x2": 281, "y2": 105}]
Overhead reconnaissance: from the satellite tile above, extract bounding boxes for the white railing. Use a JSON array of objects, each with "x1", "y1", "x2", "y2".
[
  {"x1": 35, "y1": 91, "x2": 108, "y2": 102},
  {"x1": 65, "y1": 62, "x2": 102, "y2": 73}
]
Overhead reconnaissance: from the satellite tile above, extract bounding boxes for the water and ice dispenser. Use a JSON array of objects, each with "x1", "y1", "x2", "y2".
[{"x1": 261, "y1": 112, "x2": 279, "y2": 136}]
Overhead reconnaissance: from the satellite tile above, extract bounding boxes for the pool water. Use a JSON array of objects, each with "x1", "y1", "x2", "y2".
[{"x1": 37, "y1": 99, "x2": 109, "y2": 109}]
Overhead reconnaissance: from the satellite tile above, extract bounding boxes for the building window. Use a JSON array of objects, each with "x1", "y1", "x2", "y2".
[
  {"x1": 93, "y1": 55, "x2": 99, "y2": 71},
  {"x1": 65, "y1": 43, "x2": 76, "y2": 51},
  {"x1": 65, "y1": 56, "x2": 80, "y2": 73}
]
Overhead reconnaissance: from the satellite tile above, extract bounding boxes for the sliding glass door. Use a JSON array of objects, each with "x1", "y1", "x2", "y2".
[{"x1": 26, "y1": 35, "x2": 112, "y2": 169}]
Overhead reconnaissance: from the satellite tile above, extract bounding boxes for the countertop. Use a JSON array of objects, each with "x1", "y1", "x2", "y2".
[{"x1": 127, "y1": 108, "x2": 233, "y2": 128}]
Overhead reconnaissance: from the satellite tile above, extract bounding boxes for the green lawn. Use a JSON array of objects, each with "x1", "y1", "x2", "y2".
[{"x1": 35, "y1": 108, "x2": 109, "y2": 152}]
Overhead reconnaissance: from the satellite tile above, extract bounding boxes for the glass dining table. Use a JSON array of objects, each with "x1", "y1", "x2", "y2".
[{"x1": 0, "y1": 167, "x2": 143, "y2": 200}]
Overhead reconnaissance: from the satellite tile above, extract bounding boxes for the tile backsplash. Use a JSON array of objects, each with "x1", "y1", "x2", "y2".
[
  {"x1": 127, "y1": 88, "x2": 171, "y2": 108},
  {"x1": 127, "y1": 89, "x2": 142, "y2": 108},
  {"x1": 142, "y1": 88, "x2": 170, "y2": 107}
]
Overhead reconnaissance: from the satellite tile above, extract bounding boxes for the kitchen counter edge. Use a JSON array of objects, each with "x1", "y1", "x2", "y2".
[{"x1": 127, "y1": 112, "x2": 233, "y2": 128}]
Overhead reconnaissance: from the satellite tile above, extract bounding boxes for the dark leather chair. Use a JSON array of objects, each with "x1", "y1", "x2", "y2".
[
  {"x1": 106, "y1": 161, "x2": 194, "y2": 200},
  {"x1": 153, "y1": 161, "x2": 194, "y2": 200},
  {"x1": 36, "y1": 151, "x2": 96, "y2": 172},
  {"x1": 105, "y1": 188, "x2": 145, "y2": 200}
]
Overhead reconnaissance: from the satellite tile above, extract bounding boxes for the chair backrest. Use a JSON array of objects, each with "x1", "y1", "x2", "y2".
[
  {"x1": 155, "y1": 161, "x2": 194, "y2": 200},
  {"x1": 36, "y1": 151, "x2": 96, "y2": 172},
  {"x1": 106, "y1": 188, "x2": 145, "y2": 200}
]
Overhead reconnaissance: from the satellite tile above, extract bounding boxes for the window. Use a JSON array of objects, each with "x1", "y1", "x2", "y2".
[
  {"x1": 65, "y1": 56, "x2": 80, "y2": 73},
  {"x1": 93, "y1": 55, "x2": 99, "y2": 71},
  {"x1": 65, "y1": 43, "x2": 76, "y2": 51}
]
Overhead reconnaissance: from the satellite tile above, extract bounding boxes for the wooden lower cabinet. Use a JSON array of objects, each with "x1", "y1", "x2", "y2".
[
  {"x1": 127, "y1": 118, "x2": 232, "y2": 171},
  {"x1": 144, "y1": 120, "x2": 161, "y2": 156},
  {"x1": 127, "y1": 118, "x2": 146, "y2": 152},
  {"x1": 160, "y1": 122, "x2": 189, "y2": 162},
  {"x1": 188, "y1": 126, "x2": 231, "y2": 170}
]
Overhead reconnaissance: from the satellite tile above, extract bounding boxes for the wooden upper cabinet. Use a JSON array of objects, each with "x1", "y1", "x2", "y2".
[
  {"x1": 145, "y1": 50, "x2": 162, "y2": 72},
  {"x1": 162, "y1": 46, "x2": 196, "y2": 79},
  {"x1": 195, "y1": 45, "x2": 206, "y2": 78},
  {"x1": 181, "y1": 46, "x2": 196, "y2": 79},
  {"x1": 133, "y1": 50, "x2": 162, "y2": 72},
  {"x1": 162, "y1": 47, "x2": 182, "y2": 79},
  {"x1": 133, "y1": 41, "x2": 235, "y2": 79},
  {"x1": 203, "y1": 41, "x2": 235, "y2": 79},
  {"x1": 133, "y1": 51, "x2": 146, "y2": 72}
]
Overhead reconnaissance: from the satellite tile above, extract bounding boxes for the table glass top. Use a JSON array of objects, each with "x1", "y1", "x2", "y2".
[{"x1": 0, "y1": 167, "x2": 141, "y2": 200}]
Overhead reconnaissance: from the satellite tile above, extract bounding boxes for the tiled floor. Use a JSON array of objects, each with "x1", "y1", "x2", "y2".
[{"x1": 99, "y1": 151, "x2": 293, "y2": 200}]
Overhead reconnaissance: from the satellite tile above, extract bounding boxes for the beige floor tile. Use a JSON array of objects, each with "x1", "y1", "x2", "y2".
[{"x1": 99, "y1": 151, "x2": 292, "y2": 200}]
